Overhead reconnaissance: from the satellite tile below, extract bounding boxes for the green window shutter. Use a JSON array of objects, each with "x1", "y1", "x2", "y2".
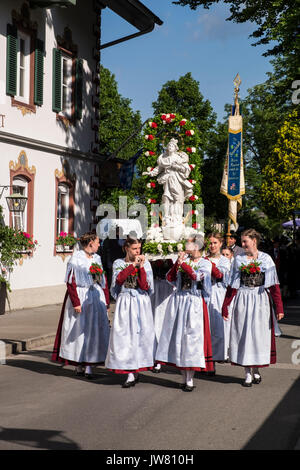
[
  {"x1": 75, "y1": 58, "x2": 83, "y2": 120},
  {"x1": 6, "y1": 24, "x2": 17, "y2": 96},
  {"x1": 52, "y1": 47, "x2": 62, "y2": 113},
  {"x1": 34, "y1": 39, "x2": 44, "y2": 106}
]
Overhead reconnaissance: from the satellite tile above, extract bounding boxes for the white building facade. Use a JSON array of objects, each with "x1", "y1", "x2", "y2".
[{"x1": 0, "y1": 0, "x2": 162, "y2": 312}]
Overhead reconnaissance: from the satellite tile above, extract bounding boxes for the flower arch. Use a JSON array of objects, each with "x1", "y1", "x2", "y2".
[{"x1": 137, "y1": 112, "x2": 203, "y2": 233}]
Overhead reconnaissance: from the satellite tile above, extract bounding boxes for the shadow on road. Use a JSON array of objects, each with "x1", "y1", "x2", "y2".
[
  {"x1": 243, "y1": 375, "x2": 300, "y2": 450},
  {"x1": 5, "y1": 351, "x2": 243, "y2": 388},
  {"x1": 0, "y1": 426, "x2": 80, "y2": 450}
]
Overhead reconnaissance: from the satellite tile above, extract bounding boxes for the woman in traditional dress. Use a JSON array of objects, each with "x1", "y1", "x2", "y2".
[
  {"x1": 52, "y1": 232, "x2": 110, "y2": 379},
  {"x1": 155, "y1": 237, "x2": 214, "y2": 391},
  {"x1": 206, "y1": 233, "x2": 232, "y2": 366},
  {"x1": 221, "y1": 246, "x2": 234, "y2": 265},
  {"x1": 105, "y1": 237, "x2": 155, "y2": 388},
  {"x1": 222, "y1": 228, "x2": 284, "y2": 387},
  {"x1": 150, "y1": 257, "x2": 175, "y2": 373}
]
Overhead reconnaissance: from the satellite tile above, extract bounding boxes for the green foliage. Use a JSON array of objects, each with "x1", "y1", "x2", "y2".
[
  {"x1": 99, "y1": 65, "x2": 142, "y2": 160},
  {"x1": 261, "y1": 109, "x2": 300, "y2": 219},
  {"x1": 143, "y1": 240, "x2": 186, "y2": 256},
  {"x1": 139, "y1": 112, "x2": 202, "y2": 207},
  {"x1": 99, "y1": 65, "x2": 143, "y2": 206},
  {"x1": 0, "y1": 227, "x2": 37, "y2": 268},
  {"x1": 202, "y1": 121, "x2": 228, "y2": 220},
  {"x1": 55, "y1": 231, "x2": 78, "y2": 246},
  {"x1": 152, "y1": 73, "x2": 216, "y2": 154},
  {"x1": 0, "y1": 226, "x2": 38, "y2": 290}
]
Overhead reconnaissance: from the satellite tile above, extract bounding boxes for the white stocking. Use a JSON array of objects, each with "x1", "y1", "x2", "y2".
[
  {"x1": 127, "y1": 373, "x2": 135, "y2": 383},
  {"x1": 244, "y1": 367, "x2": 252, "y2": 383},
  {"x1": 186, "y1": 370, "x2": 195, "y2": 387},
  {"x1": 180, "y1": 370, "x2": 187, "y2": 384}
]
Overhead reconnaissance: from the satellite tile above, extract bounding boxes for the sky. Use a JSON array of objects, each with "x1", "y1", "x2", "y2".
[{"x1": 100, "y1": 1, "x2": 274, "y2": 123}]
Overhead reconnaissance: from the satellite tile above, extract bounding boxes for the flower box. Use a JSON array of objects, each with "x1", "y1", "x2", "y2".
[{"x1": 56, "y1": 245, "x2": 73, "y2": 253}]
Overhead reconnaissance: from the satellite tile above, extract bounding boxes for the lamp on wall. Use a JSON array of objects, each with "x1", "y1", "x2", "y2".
[{"x1": 0, "y1": 186, "x2": 28, "y2": 213}]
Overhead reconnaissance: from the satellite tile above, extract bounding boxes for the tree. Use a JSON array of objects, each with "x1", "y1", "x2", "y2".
[
  {"x1": 201, "y1": 120, "x2": 228, "y2": 221},
  {"x1": 152, "y1": 73, "x2": 216, "y2": 154},
  {"x1": 99, "y1": 65, "x2": 143, "y2": 207},
  {"x1": 261, "y1": 108, "x2": 300, "y2": 220}
]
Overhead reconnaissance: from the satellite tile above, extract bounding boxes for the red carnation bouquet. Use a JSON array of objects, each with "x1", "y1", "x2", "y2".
[
  {"x1": 89, "y1": 263, "x2": 103, "y2": 283},
  {"x1": 239, "y1": 261, "x2": 261, "y2": 274}
]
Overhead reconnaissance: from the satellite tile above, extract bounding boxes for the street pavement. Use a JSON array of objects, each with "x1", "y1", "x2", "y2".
[{"x1": 0, "y1": 297, "x2": 299, "y2": 451}]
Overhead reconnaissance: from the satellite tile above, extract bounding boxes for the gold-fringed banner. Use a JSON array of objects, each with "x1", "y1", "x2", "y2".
[{"x1": 220, "y1": 113, "x2": 245, "y2": 229}]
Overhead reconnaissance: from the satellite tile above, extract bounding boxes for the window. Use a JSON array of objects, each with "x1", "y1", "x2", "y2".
[
  {"x1": 11, "y1": 177, "x2": 28, "y2": 231},
  {"x1": 6, "y1": 21, "x2": 44, "y2": 111},
  {"x1": 16, "y1": 32, "x2": 30, "y2": 103},
  {"x1": 57, "y1": 183, "x2": 69, "y2": 235},
  {"x1": 54, "y1": 169, "x2": 75, "y2": 255},
  {"x1": 52, "y1": 47, "x2": 83, "y2": 122},
  {"x1": 9, "y1": 151, "x2": 35, "y2": 236},
  {"x1": 61, "y1": 55, "x2": 73, "y2": 117}
]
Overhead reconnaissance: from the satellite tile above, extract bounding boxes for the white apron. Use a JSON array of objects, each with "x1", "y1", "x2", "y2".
[
  {"x1": 155, "y1": 258, "x2": 212, "y2": 368},
  {"x1": 228, "y1": 251, "x2": 281, "y2": 366},
  {"x1": 59, "y1": 251, "x2": 110, "y2": 364},
  {"x1": 105, "y1": 259, "x2": 155, "y2": 372}
]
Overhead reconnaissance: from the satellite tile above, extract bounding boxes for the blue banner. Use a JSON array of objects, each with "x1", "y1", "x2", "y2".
[
  {"x1": 227, "y1": 131, "x2": 242, "y2": 198},
  {"x1": 119, "y1": 149, "x2": 143, "y2": 190}
]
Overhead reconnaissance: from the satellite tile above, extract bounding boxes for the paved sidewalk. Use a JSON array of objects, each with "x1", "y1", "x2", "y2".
[{"x1": 0, "y1": 301, "x2": 116, "y2": 357}]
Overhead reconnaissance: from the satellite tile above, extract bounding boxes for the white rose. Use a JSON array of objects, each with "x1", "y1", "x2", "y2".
[
  {"x1": 177, "y1": 243, "x2": 183, "y2": 252},
  {"x1": 168, "y1": 245, "x2": 173, "y2": 253}
]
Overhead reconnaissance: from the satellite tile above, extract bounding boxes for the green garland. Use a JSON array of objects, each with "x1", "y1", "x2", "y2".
[
  {"x1": 138, "y1": 112, "x2": 202, "y2": 201},
  {"x1": 137, "y1": 112, "x2": 203, "y2": 226},
  {"x1": 136, "y1": 113, "x2": 203, "y2": 257}
]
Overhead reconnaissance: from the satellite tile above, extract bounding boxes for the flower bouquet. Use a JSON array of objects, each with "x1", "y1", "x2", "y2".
[
  {"x1": 239, "y1": 261, "x2": 265, "y2": 287},
  {"x1": 123, "y1": 266, "x2": 139, "y2": 289},
  {"x1": 89, "y1": 263, "x2": 103, "y2": 284},
  {"x1": 178, "y1": 263, "x2": 193, "y2": 291}
]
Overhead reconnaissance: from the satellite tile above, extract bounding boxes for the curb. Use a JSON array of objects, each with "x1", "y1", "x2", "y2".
[{"x1": 3, "y1": 333, "x2": 56, "y2": 358}]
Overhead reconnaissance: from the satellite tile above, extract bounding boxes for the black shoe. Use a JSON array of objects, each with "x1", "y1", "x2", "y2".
[
  {"x1": 242, "y1": 379, "x2": 252, "y2": 387},
  {"x1": 182, "y1": 385, "x2": 195, "y2": 392},
  {"x1": 122, "y1": 379, "x2": 136, "y2": 389},
  {"x1": 253, "y1": 375, "x2": 262, "y2": 384},
  {"x1": 85, "y1": 373, "x2": 96, "y2": 380},
  {"x1": 205, "y1": 370, "x2": 216, "y2": 377},
  {"x1": 75, "y1": 371, "x2": 85, "y2": 377}
]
